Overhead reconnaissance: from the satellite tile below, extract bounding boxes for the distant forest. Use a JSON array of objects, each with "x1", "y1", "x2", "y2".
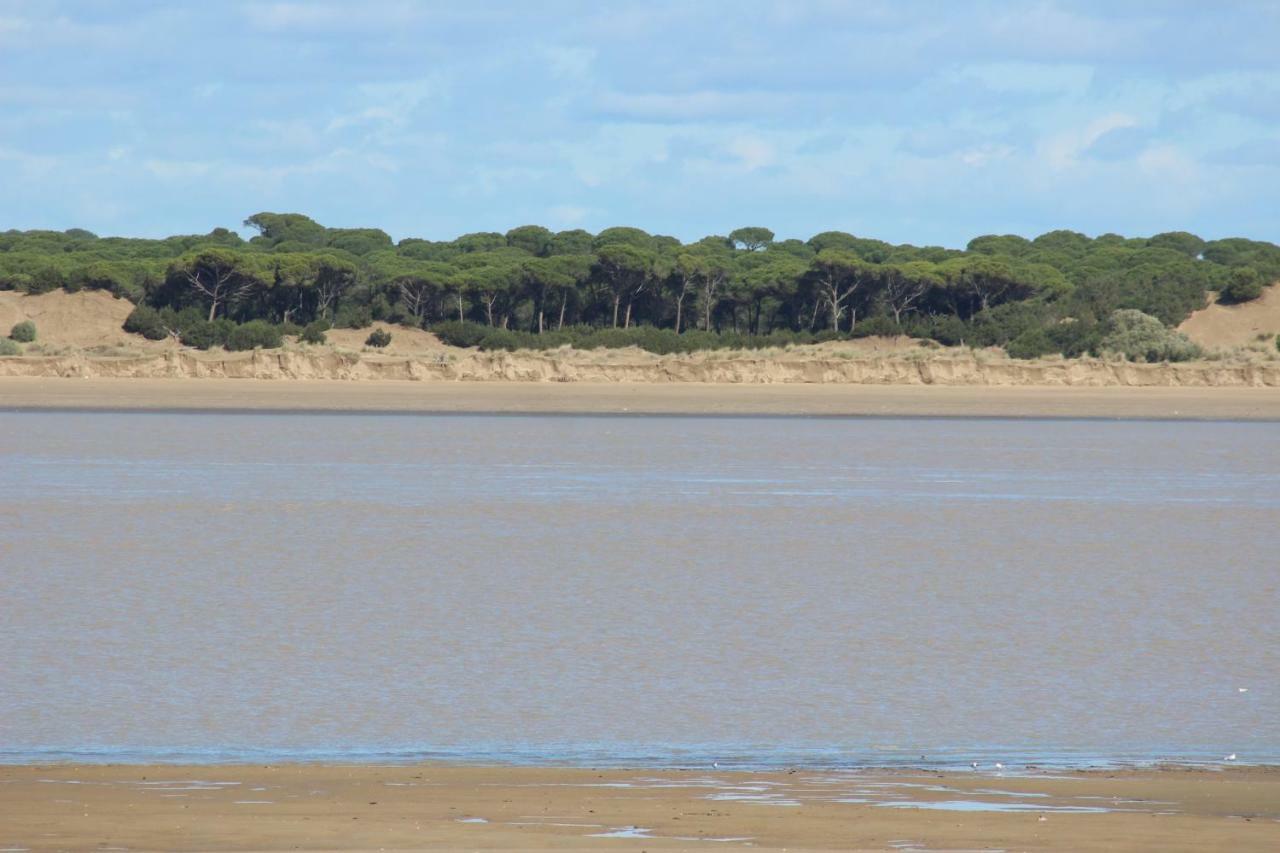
[{"x1": 2, "y1": 214, "x2": 1278, "y2": 359}]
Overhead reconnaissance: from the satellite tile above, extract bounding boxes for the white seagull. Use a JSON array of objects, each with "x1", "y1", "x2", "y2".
[{"x1": 1225, "y1": 754, "x2": 1237, "y2": 761}]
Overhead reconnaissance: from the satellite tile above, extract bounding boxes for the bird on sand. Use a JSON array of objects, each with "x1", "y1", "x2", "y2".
[{"x1": 1225, "y1": 754, "x2": 1237, "y2": 761}]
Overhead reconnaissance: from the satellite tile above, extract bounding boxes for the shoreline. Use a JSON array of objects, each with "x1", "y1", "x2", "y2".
[
  {"x1": 2, "y1": 377, "x2": 1279, "y2": 419},
  {"x1": 3, "y1": 763, "x2": 1276, "y2": 851}
]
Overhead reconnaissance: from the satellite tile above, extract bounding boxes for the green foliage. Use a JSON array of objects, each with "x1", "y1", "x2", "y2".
[
  {"x1": 1218, "y1": 267, "x2": 1264, "y2": 304},
  {"x1": 226, "y1": 320, "x2": 283, "y2": 351},
  {"x1": 365, "y1": 328, "x2": 392, "y2": 347},
  {"x1": 1147, "y1": 231, "x2": 1206, "y2": 258},
  {"x1": 9, "y1": 320, "x2": 36, "y2": 342},
  {"x1": 1099, "y1": 309, "x2": 1201, "y2": 362},
  {"x1": 300, "y1": 320, "x2": 330, "y2": 344},
  {"x1": 1004, "y1": 321, "x2": 1101, "y2": 359},
  {"x1": 0, "y1": 337, "x2": 21, "y2": 355},
  {"x1": 729, "y1": 227, "x2": 775, "y2": 251},
  {"x1": 431, "y1": 320, "x2": 492, "y2": 348},
  {"x1": 123, "y1": 305, "x2": 169, "y2": 340},
  {"x1": 333, "y1": 303, "x2": 372, "y2": 328},
  {"x1": 4, "y1": 215, "x2": 1278, "y2": 361}
]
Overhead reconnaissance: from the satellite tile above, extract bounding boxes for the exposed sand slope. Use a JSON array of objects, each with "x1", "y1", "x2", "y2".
[
  {"x1": 1180, "y1": 282, "x2": 1280, "y2": 349},
  {"x1": 0, "y1": 289, "x2": 153, "y2": 349},
  {"x1": 4, "y1": 345, "x2": 1279, "y2": 386},
  {"x1": 324, "y1": 321, "x2": 449, "y2": 354},
  {"x1": 1, "y1": 291, "x2": 1278, "y2": 387},
  {"x1": 1, "y1": 764, "x2": 1276, "y2": 852}
]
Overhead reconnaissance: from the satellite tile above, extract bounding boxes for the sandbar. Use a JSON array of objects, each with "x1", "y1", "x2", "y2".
[
  {"x1": 2, "y1": 377, "x2": 1278, "y2": 419},
  {"x1": 1, "y1": 763, "x2": 1276, "y2": 851}
]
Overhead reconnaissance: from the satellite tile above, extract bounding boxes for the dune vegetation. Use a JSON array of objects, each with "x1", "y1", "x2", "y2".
[{"x1": 2, "y1": 214, "x2": 1278, "y2": 363}]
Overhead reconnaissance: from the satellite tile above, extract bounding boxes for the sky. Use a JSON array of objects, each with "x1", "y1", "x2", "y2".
[{"x1": 1, "y1": 1, "x2": 1278, "y2": 247}]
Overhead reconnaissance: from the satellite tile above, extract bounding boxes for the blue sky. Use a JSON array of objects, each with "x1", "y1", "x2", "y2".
[{"x1": 2, "y1": 1, "x2": 1278, "y2": 247}]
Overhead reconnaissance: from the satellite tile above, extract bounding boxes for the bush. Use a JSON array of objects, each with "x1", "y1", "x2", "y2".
[
  {"x1": 1005, "y1": 320, "x2": 1101, "y2": 360},
  {"x1": 9, "y1": 320, "x2": 36, "y2": 343},
  {"x1": 0, "y1": 337, "x2": 21, "y2": 355},
  {"x1": 300, "y1": 320, "x2": 330, "y2": 344},
  {"x1": 179, "y1": 319, "x2": 231, "y2": 350},
  {"x1": 1219, "y1": 267, "x2": 1264, "y2": 304},
  {"x1": 1099, "y1": 309, "x2": 1201, "y2": 362},
  {"x1": 850, "y1": 315, "x2": 902, "y2": 339},
  {"x1": 226, "y1": 320, "x2": 283, "y2": 351},
  {"x1": 430, "y1": 320, "x2": 491, "y2": 348},
  {"x1": 123, "y1": 305, "x2": 169, "y2": 340},
  {"x1": 1005, "y1": 328, "x2": 1056, "y2": 359},
  {"x1": 333, "y1": 304, "x2": 372, "y2": 329},
  {"x1": 365, "y1": 328, "x2": 392, "y2": 348},
  {"x1": 907, "y1": 314, "x2": 969, "y2": 347}
]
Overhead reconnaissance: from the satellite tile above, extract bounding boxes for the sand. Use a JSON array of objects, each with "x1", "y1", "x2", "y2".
[
  {"x1": 1, "y1": 377, "x2": 1279, "y2": 419},
  {"x1": 1, "y1": 764, "x2": 1276, "y2": 851},
  {"x1": 2, "y1": 290, "x2": 1278, "y2": 417},
  {"x1": 1180, "y1": 283, "x2": 1280, "y2": 350}
]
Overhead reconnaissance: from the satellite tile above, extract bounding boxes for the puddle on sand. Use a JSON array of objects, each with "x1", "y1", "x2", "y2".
[
  {"x1": 454, "y1": 817, "x2": 488, "y2": 824},
  {"x1": 591, "y1": 826, "x2": 655, "y2": 839},
  {"x1": 877, "y1": 800, "x2": 1115, "y2": 813}
]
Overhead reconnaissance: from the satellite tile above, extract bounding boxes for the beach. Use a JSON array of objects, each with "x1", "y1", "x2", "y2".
[
  {"x1": 2, "y1": 376, "x2": 1278, "y2": 419},
  {"x1": 2, "y1": 764, "x2": 1277, "y2": 851}
]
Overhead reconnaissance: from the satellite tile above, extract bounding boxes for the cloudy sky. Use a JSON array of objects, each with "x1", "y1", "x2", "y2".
[{"x1": 2, "y1": 1, "x2": 1278, "y2": 246}]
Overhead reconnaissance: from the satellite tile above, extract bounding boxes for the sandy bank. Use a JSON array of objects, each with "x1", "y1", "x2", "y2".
[
  {"x1": 3, "y1": 344, "x2": 1280, "y2": 387},
  {"x1": 2, "y1": 377, "x2": 1279, "y2": 419},
  {"x1": 1, "y1": 764, "x2": 1276, "y2": 852}
]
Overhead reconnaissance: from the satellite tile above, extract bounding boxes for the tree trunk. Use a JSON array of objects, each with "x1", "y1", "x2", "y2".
[
  {"x1": 558, "y1": 293, "x2": 567, "y2": 330},
  {"x1": 612, "y1": 295, "x2": 621, "y2": 328},
  {"x1": 537, "y1": 309, "x2": 544, "y2": 335},
  {"x1": 208, "y1": 299, "x2": 218, "y2": 322},
  {"x1": 457, "y1": 294, "x2": 464, "y2": 322},
  {"x1": 624, "y1": 301, "x2": 632, "y2": 329},
  {"x1": 674, "y1": 294, "x2": 684, "y2": 334}
]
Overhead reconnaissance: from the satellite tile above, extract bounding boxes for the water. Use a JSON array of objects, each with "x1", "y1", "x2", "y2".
[{"x1": 1, "y1": 412, "x2": 1277, "y2": 768}]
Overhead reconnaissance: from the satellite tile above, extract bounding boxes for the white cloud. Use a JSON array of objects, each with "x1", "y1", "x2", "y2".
[
  {"x1": 728, "y1": 136, "x2": 775, "y2": 171},
  {"x1": 1039, "y1": 113, "x2": 1142, "y2": 170}
]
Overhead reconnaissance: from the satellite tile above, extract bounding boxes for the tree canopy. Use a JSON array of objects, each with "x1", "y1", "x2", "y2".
[{"x1": 2, "y1": 214, "x2": 1274, "y2": 359}]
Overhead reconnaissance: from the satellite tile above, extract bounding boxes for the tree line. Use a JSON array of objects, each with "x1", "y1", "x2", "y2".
[{"x1": 1, "y1": 213, "x2": 1276, "y2": 359}]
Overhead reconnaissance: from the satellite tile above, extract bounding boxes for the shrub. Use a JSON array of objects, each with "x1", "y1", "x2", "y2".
[
  {"x1": 907, "y1": 314, "x2": 969, "y2": 347},
  {"x1": 179, "y1": 319, "x2": 229, "y2": 350},
  {"x1": 0, "y1": 338, "x2": 21, "y2": 355},
  {"x1": 123, "y1": 305, "x2": 169, "y2": 340},
  {"x1": 1099, "y1": 309, "x2": 1201, "y2": 362},
  {"x1": 333, "y1": 304, "x2": 372, "y2": 329},
  {"x1": 300, "y1": 320, "x2": 330, "y2": 344},
  {"x1": 9, "y1": 320, "x2": 36, "y2": 343},
  {"x1": 850, "y1": 315, "x2": 901, "y2": 339},
  {"x1": 226, "y1": 320, "x2": 283, "y2": 351},
  {"x1": 365, "y1": 328, "x2": 392, "y2": 348},
  {"x1": 1005, "y1": 328, "x2": 1056, "y2": 360},
  {"x1": 1219, "y1": 267, "x2": 1264, "y2": 304},
  {"x1": 1005, "y1": 320, "x2": 1101, "y2": 360},
  {"x1": 430, "y1": 320, "x2": 491, "y2": 348}
]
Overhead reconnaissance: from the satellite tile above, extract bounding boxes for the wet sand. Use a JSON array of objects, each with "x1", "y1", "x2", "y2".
[
  {"x1": 1, "y1": 764, "x2": 1276, "y2": 851},
  {"x1": 1, "y1": 377, "x2": 1278, "y2": 419}
]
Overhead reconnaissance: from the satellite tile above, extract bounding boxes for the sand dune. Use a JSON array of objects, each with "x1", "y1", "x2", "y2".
[
  {"x1": 3, "y1": 290, "x2": 1279, "y2": 389},
  {"x1": 1180, "y1": 282, "x2": 1280, "y2": 349}
]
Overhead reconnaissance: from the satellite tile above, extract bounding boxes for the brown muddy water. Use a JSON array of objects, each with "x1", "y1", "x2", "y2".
[{"x1": 0, "y1": 412, "x2": 1276, "y2": 768}]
